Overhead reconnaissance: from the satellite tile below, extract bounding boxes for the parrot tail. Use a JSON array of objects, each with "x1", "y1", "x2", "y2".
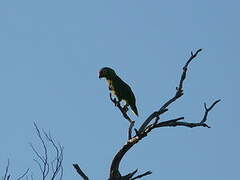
[{"x1": 130, "y1": 104, "x2": 139, "y2": 116}]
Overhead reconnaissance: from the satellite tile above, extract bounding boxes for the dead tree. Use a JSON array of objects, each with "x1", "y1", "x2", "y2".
[
  {"x1": 30, "y1": 122, "x2": 64, "y2": 180},
  {"x1": 1, "y1": 160, "x2": 29, "y2": 180},
  {"x1": 2, "y1": 123, "x2": 64, "y2": 180},
  {"x1": 73, "y1": 49, "x2": 220, "y2": 180}
]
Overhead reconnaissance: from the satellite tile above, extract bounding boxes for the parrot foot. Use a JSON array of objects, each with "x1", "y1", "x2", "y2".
[
  {"x1": 123, "y1": 104, "x2": 129, "y2": 113},
  {"x1": 113, "y1": 98, "x2": 118, "y2": 106},
  {"x1": 110, "y1": 93, "x2": 120, "y2": 106}
]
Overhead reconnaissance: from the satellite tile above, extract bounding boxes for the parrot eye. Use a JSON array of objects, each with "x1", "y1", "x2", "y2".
[
  {"x1": 102, "y1": 69, "x2": 107, "y2": 75},
  {"x1": 99, "y1": 68, "x2": 107, "y2": 78}
]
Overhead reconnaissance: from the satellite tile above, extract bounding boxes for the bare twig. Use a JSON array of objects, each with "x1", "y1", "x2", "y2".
[
  {"x1": 30, "y1": 122, "x2": 49, "y2": 180},
  {"x1": 110, "y1": 93, "x2": 135, "y2": 140},
  {"x1": 73, "y1": 164, "x2": 89, "y2": 180},
  {"x1": 131, "y1": 171, "x2": 152, "y2": 180},
  {"x1": 2, "y1": 160, "x2": 29, "y2": 180},
  {"x1": 124, "y1": 169, "x2": 138, "y2": 179},
  {"x1": 128, "y1": 121, "x2": 135, "y2": 140},
  {"x1": 3, "y1": 160, "x2": 10, "y2": 180},
  {"x1": 139, "y1": 49, "x2": 202, "y2": 133},
  {"x1": 201, "y1": 99, "x2": 221, "y2": 124},
  {"x1": 109, "y1": 93, "x2": 133, "y2": 123},
  {"x1": 31, "y1": 123, "x2": 49, "y2": 179},
  {"x1": 31, "y1": 123, "x2": 63, "y2": 180},
  {"x1": 16, "y1": 168, "x2": 29, "y2": 180},
  {"x1": 43, "y1": 131, "x2": 64, "y2": 180}
]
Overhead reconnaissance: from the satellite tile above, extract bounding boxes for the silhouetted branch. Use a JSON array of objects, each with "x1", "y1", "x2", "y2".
[
  {"x1": 73, "y1": 164, "x2": 89, "y2": 180},
  {"x1": 72, "y1": 49, "x2": 220, "y2": 180},
  {"x1": 2, "y1": 160, "x2": 29, "y2": 180},
  {"x1": 31, "y1": 122, "x2": 63, "y2": 180},
  {"x1": 2, "y1": 124, "x2": 63, "y2": 180},
  {"x1": 16, "y1": 169, "x2": 30, "y2": 180},
  {"x1": 110, "y1": 93, "x2": 135, "y2": 140},
  {"x1": 108, "y1": 49, "x2": 221, "y2": 180},
  {"x1": 2, "y1": 160, "x2": 10, "y2": 180},
  {"x1": 131, "y1": 171, "x2": 152, "y2": 180},
  {"x1": 121, "y1": 169, "x2": 152, "y2": 180},
  {"x1": 139, "y1": 49, "x2": 202, "y2": 133},
  {"x1": 124, "y1": 169, "x2": 138, "y2": 179},
  {"x1": 201, "y1": 99, "x2": 221, "y2": 124},
  {"x1": 43, "y1": 131, "x2": 64, "y2": 180},
  {"x1": 109, "y1": 93, "x2": 133, "y2": 123}
]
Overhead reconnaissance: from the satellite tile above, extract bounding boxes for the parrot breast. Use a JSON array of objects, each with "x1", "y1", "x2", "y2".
[{"x1": 107, "y1": 80, "x2": 116, "y2": 95}]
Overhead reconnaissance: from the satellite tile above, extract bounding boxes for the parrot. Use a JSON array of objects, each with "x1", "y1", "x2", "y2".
[{"x1": 99, "y1": 67, "x2": 139, "y2": 116}]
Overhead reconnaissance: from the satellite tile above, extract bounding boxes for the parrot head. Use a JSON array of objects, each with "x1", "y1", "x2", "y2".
[{"x1": 99, "y1": 67, "x2": 116, "y2": 79}]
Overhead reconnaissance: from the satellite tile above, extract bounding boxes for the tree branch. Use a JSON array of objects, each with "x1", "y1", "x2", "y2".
[
  {"x1": 108, "y1": 49, "x2": 221, "y2": 180},
  {"x1": 3, "y1": 160, "x2": 10, "y2": 180},
  {"x1": 72, "y1": 49, "x2": 220, "y2": 180},
  {"x1": 110, "y1": 93, "x2": 135, "y2": 140},
  {"x1": 201, "y1": 99, "x2": 221, "y2": 124},
  {"x1": 16, "y1": 168, "x2": 30, "y2": 180},
  {"x1": 2, "y1": 160, "x2": 29, "y2": 180},
  {"x1": 131, "y1": 171, "x2": 152, "y2": 180},
  {"x1": 31, "y1": 123, "x2": 63, "y2": 180},
  {"x1": 73, "y1": 164, "x2": 89, "y2": 180},
  {"x1": 139, "y1": 48, "x2": 202, "y2": 133},
  {"x1": 43, "y1": 131, "x2": 64, "y2": 180}
]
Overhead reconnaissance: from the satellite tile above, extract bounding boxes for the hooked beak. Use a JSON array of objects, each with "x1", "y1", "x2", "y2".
[{"x1": 99, "y1": 73, "x2": 103, "y2": 79}]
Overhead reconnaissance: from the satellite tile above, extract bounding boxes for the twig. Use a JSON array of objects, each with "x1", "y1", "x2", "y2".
[
  {"x1": 124, "y1": 169, "x2": 138, "y2": 179},
  {"x1": 131, "y1": 171, "x2": 152, "y2": 180},
  {"x1": 73, "y1": 164, "x2": 89, "y2": 180},
  {"x1": 2, "y1": 160, "x2": 29, "y2": 180},
  {"x1": 201, "y1": 99, "x2": 221, "y2": 124},
  {"x1": 139, "y1": 99, "x2": 220, "y2": 139},
  {"x1": 31, "y1": 123, "x2": 63, "y2": 180},
  {"x1": 43, "y1": 131, "x2": 64, "y2": 180},
  {"x1": 110, "y1": 93, "x2": 135, "y2": 140},
  {"x1": 138, "y1": 49, "x2": 202, "y2": 133},
  {"x1": 128, "y1": 121, "x2": 135, "y2": 140},
  {"x1": 16, "y1": 168, "x2": 29, "y2": 180},
  {"x1": 31, "y1": 123, "x2": 49, "y2": 179},
  {"x1": 3, "y1": 160, "x2": 10, "y2": 180},
  {"x1": 109, "y1": 93, "x2": 133, "y2": 123}
]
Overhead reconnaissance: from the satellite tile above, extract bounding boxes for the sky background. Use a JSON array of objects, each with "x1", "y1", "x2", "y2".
[{"x1": 0, "y1": 0, "x2": 239, "y2": 179}]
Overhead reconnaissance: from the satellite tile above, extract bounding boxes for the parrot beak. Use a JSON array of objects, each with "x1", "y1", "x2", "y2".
[{"x1": 99, "y1": 73, "x2": 103, "y2": 79}]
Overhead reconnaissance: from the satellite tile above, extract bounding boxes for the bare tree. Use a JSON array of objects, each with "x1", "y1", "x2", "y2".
[
  {"x1": 73, "y1": 49, "x2": 220, "y2": 180},
  {"x1": 2, "y1": 123, "x2": 64, "y2": 180},
  {"x1": 30, "y1": 122, "x2": 64, "y2": 180},
  {"x1": 1, "y1": 160, "x2": 29, "y2": 180}
]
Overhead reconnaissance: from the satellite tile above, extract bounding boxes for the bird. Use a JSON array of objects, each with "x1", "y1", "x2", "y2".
[{"x1": 99, "y1": 67, "x2": 139, "y2": 116}]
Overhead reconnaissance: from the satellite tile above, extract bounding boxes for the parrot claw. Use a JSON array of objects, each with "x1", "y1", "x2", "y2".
[
  {"x1": 123, "y1": 104, "x2": 129, "y2": 113},
  {"x1": 113, "y1": 98, "x2": 118, "y2": 106}
]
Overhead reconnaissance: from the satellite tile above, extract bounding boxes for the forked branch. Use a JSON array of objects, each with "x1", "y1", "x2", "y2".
[
  {"x1": 110, "y1": 93, "x2": 135, "y2": 140},
  {"x1": 139, "y1": 48, "x2": 202, "y2": 133},
  {"x1": 2, "y1": 160, "x2": 29, "y2": 180},
  {"x1": 108, "y1": 49, "x2": 221, "y2": 180},
  {"x1": 30, "y1": 122, "x2": 64, "y2": 180},
  {"x1": 73, "y1": 49, "x2": 220, "y2": 180}
]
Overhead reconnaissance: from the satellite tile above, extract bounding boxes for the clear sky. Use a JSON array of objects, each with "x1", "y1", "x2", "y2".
[{"x1": 0, "y1": 0, "x2": 239, "y2": 179}]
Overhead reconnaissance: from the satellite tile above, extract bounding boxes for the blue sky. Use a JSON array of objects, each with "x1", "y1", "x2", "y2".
[{"x1": 0, "y1": 0, "x2": 239, "y2": 179}]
